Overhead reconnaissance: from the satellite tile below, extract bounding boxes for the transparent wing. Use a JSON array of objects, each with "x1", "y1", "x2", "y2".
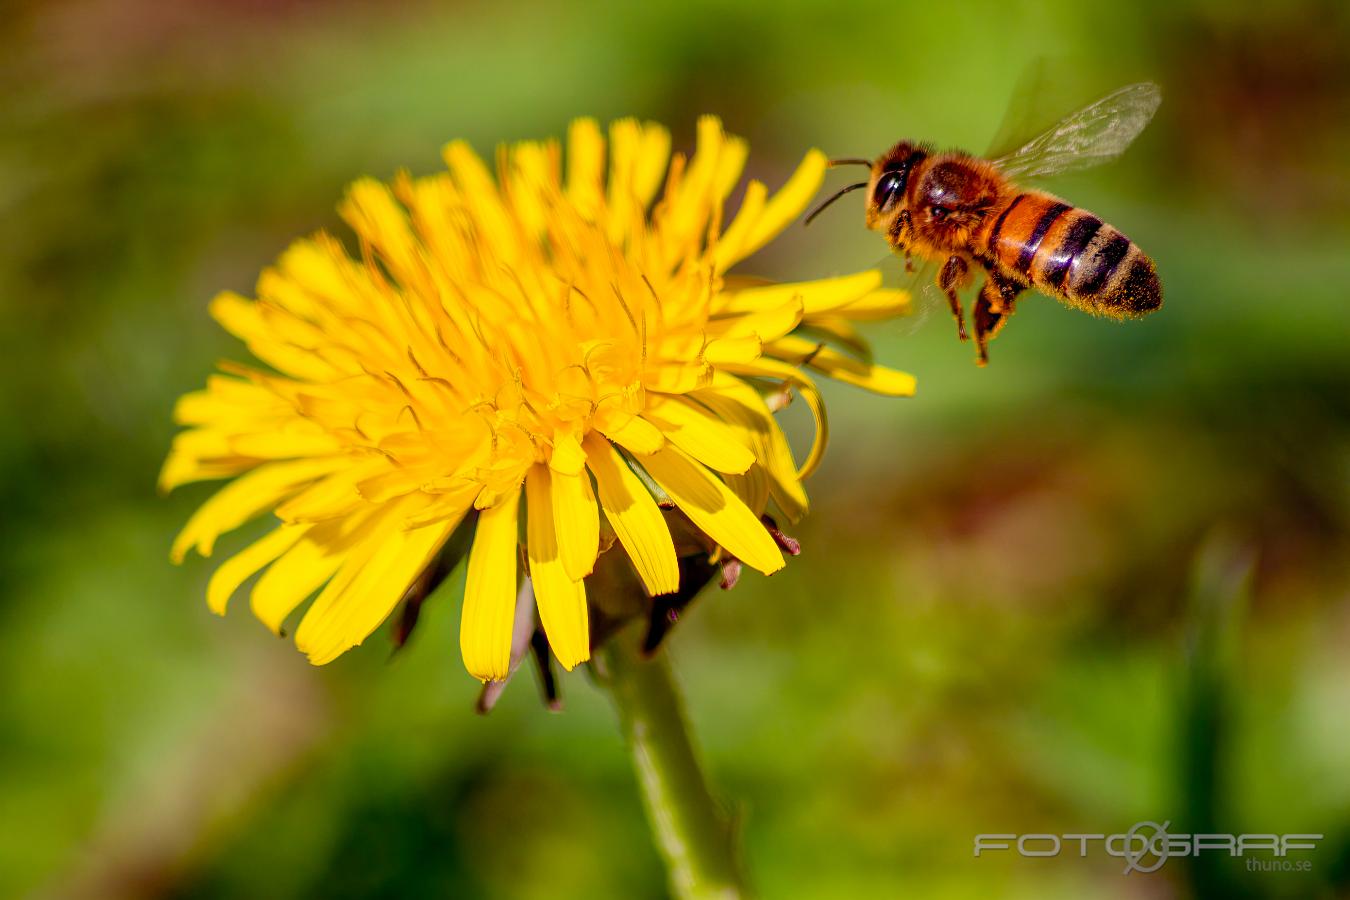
[
  {"x1": 993, "y1": 82, "x2": 1161, "y2": 180},
  {"x1": 904, "y1": 280, "x2": 945, "y2": 337},
  {"x1": 984, "y1": 59, "x2": 1058, "y2": 160},
  {"x1": 879, "y1": 253, "x2": 940, "y2": 337}
]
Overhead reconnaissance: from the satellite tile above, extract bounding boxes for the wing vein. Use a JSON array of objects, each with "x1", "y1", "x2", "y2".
[{"x1": 993, "y1": 82, "x2": 1161, "y2": 180}]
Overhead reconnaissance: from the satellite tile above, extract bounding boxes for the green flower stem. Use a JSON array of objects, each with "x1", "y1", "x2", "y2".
[{"x1": 600, "y1": 628, "x2": 745, "y2": 900}]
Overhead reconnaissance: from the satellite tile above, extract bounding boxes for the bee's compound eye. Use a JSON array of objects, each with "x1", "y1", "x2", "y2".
[{"x1": 874, "y1": 171, "x2": 905, "y2": 212}]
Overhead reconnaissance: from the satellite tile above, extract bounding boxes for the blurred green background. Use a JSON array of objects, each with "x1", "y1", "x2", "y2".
[{"x1": 3, "y1": 0, "x2": 1348, "y2": 897}]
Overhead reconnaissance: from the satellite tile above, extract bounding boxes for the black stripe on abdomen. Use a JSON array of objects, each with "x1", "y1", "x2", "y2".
[
  {"x1": 1075, "y1": 232, "x2": 1132, "y2": 296},
  {"x1": 1015, "y1": 203, "x2": 1071, "y2": 275},
  {"x1": 988, "y1": 193, "x2": 1027, "y2": 250},
  {"x1": 1042, "y1": 214, "x2": 1102, "y2": 291}
]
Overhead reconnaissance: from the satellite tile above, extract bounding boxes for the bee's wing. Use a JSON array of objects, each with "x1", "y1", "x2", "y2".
[
  {"x1": 877, "y1": 253, "x2": 941, "y2": 337},
  {"x1": 903, "y1": 280, "x2": 947, "y2": 337},
  {"x1": 984, "y1": 59, "x2": 1060, "y2": 161},
  {"x1": 992, "y1": 82, "x2": 1161, "y2": 180}
]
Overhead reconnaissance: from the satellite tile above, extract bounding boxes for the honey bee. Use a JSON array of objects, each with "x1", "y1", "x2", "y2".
[{"x1": 808, "y1": 83, "x2": 1164, "y2": 365}]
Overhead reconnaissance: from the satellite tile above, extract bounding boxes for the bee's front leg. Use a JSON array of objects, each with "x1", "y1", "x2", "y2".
[
  {"x1": 938, "y1": 254, "x2": 973, "y2": 342},
  {"x1": 889, "y1": 209, "x2": 913, "y2": 256}
]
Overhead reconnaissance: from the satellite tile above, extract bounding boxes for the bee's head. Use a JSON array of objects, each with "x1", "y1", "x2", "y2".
[
  {"x1": 864, "y1": 142, "x2": 929, "y2": 234},
  {"x1": 803, "y1": 141, "x2": 930, "y2": 229}
]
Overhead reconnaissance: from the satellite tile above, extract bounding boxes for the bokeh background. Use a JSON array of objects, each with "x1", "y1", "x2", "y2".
[{"x1": 3, "y1": 0, "x2": 1348, "y2": 897}]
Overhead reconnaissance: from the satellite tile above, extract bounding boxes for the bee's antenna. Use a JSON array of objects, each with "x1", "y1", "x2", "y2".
[
  {"x1": 828, "y1": 158, "x2": 873, "y2": 168},
  {"x1": 804, "y1": 182, "x2": 868, "y2": 226}
]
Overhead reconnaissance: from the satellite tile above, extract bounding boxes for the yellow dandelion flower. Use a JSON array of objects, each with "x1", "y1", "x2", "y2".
[{"x1": 163, "y1": 116, "x2": 913, "y2": 680}]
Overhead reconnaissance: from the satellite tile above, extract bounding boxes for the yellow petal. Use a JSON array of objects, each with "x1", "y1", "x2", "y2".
[
  {"x1": 643, "y1": 360, "x2": 713, "y2": 394},
  {"x1": 713, "y1": 135, "x2": 749, "y2": 202},
  {"x1": 443, "y1": 140, "x2": 515, "y2": 260},
  {"x1": 549, "y1": 431, "x2": 588, "y2": 475},
  {"x1": 250, "y1": 517, "x2": 357, "y2": 634},
  {"x1": 208, "y1": 293, "x2": 339, "y2": 382},
  {"x1": 159, "y1": 453, "x2": 255, "y2": 493},
  {"x1": 525, "y1": 466, "x2": 590, "y2": 670},
  {"x1": 718, "y1": 358, "x2": 831, "y2": 479},
  {"x1": 354, "y1": 467, "x2": 422, "y2": 505},
  {"x1": 834, "y1": 288, "x2": 912, "y2": 320},
  {"x1": 639, "y1": 445, "x2": 783, "y2": 575},
  {"x1": 694, "y1": 374, "x2": 808, "y2": 521},
  {"x1": 598, "y1": 410, "x2": 666, "y2": 456},
  {"x1": 767, "y1": 335, "x2": 917, "y2": 397},
  {"x1": 402, "y1": 482, "x2": 481, "y2": 529},
  {"x1": 642, "y1": 396, "x2": 755, "y2": 474},
  {"x1": 171, "y1": 457, "x2": 345, "y2": 562},
  {"x1": 662, "y1": 116, "x2": 725, "y2": 244},
  {"x1": 583, "y1": 433, "x2": 679, "y2": 595},
  {"x1": 715, "y1": 270, "x2": 882, "y2": 316},
  {"x1": 295, "y1": 498, "x2": 459, "y2": 665},
  {"x1": 229, "y1": 429, "x2": 341, "y2": 459},
  {"x1": 339, "y1": 178, "x2": 421, "y2": 288},
  {"x1": 724, "y1": 465, "x2": 771, "y2": 517},
  {"x1": 504, "y1": 140, "x2": 556, "y2": 242},
  {"x1": 724, "y1": 148, "x2": 827, "y2": 266},
  {"x1": 633, "y1": 122, "x2": 672, "y2": 206},
  {"x1": 159, "y1": 429, "x2": 257, "y2": 492},
  {"x1": 277, "y1": 458, "x2": 386, "y2": 522},
  {"x1": 707, "y1": 299, "x2": 803, "y2": 343},
  {"x1": 795, "y1": 315, "x2": 873, "y2": 360},
  {"x1": 604, "y1": 118, "x2": 646, "y2": 243},
  {"x1": 552, "y1": 467, "x2": 599, "y2": 580},
  {"x1": 206, "y1": 524, "x2": 305, "y2": 615},
  {"x1": 711, "y1": 180, "x2": 767, "y2": 271},
  {"x1": 460, "y1": 489, "x2": 522, "y2": 681},
  {"x1": 173, "y1": 376, "x2": 287, "y2": 426},
  {"x1": 567, "y1": 118, "x2": 606, "y2": 218},
  {"x1": 703, "y1": 334, "x2": 762, "y2": 365}
]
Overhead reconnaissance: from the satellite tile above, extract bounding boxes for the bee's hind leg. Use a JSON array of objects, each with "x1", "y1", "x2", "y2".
[
  {"x1": 973, "y1": 272, "x2": 1024, "y2": 367},
  {"x1": 938, "y1": 255, "x2": 973, "y2": 342}
]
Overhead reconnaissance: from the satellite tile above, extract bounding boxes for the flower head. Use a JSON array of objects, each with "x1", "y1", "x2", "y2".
[{"x1": 164, "y1": 116, "x2": 913, "y2": 680}]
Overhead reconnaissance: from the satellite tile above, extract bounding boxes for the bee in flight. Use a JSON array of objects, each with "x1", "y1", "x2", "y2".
[{"x1": 807, "y1": 82, "x2": 1164, "y2": 365}]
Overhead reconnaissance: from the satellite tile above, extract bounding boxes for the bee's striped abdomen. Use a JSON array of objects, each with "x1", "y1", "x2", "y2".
[{"x1": 986, "y1": 191, "x2": 1162, "y2": 318}]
